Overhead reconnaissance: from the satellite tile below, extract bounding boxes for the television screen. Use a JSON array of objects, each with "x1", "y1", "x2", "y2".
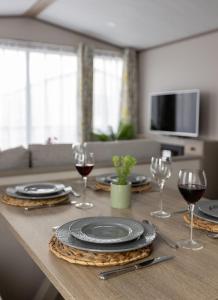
[{"x1": 149, "y1": 90, "x2": 200, "y2": 137}]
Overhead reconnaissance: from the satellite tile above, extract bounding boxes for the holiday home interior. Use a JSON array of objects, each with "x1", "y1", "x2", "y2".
[{"x1": 1, "y1": 1, "x2": 218, "y2": 300}]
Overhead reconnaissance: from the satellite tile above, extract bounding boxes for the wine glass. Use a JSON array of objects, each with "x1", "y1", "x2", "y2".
[
  {"x1": 150, "y1": 157, "x2": 172, "y2": 218},
  {"x1": 178, "y1": 169, "x2": 207, "y2": 250},
  {"x1": 74, "y1": 149, "x2": 94, "y2": 209}
]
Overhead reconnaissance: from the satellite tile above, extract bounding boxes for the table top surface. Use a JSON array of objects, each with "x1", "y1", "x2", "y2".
[{"x1": 0, "y1": 166, "x2": 218, "y2": 300}]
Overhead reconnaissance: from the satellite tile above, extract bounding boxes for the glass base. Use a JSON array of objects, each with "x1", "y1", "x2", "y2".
[
  {"x1": 150, "y1": 210, "x2": 171, "y2": 218},
  {"x1": 177, "y1": 239, "x2": 203, "y2": 250},
  {"x1": 75, "y1": 202, "x2": 94, "y2": 209}
]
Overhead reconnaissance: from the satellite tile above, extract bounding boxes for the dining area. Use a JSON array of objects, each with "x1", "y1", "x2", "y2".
[{"x1": 0, "y1": 149, "x2": 218, "y2": 300}]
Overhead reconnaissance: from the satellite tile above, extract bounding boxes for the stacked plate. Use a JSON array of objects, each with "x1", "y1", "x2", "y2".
[
  {"x1": 6, "y1": 182, "x2": 72, "y2": 200},
  {"x1": 55, "y1": 216, "x2": 156, "y2": 253},
  {"x1": 194, "y1": 199, "x2": 218, "y2": 224},
  {"x1": 96, "y1": 173, "x2": 150, "y2": 187}
]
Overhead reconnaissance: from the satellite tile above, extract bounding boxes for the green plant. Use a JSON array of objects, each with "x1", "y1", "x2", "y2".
[
  {"x1": 116, "y1": 122, "x2": 135, "y2": 140},
  {"x1": 91, "y1": 132, "x2": 112, "y2": 141},
  {"x1": 92, "y1": 122, "x2": 136, "y2": 142},
  {"x1": 112, "y1": 155, "x2": 137, "y2": 185}
]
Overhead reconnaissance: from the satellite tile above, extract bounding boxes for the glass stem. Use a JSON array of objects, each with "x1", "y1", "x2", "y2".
[
  {"x1": 189, "y1": 204, "x2": 194, "y2": 242},
  {"x1": 159, "y1": 180, "x2": 164, "y2": 212},
  {"x1": 83, "y1": 176, "x2": 87, "y2": 203}
]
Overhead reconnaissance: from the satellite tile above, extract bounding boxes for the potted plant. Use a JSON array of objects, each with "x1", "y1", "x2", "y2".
[{"x1": 111, "y1": 155, "x2": 137, "y2": 209}]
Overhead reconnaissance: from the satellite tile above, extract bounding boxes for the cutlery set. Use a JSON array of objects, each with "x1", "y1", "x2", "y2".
[{"x1": 99, "y1": 255, "x2": 174, "y2": 280}]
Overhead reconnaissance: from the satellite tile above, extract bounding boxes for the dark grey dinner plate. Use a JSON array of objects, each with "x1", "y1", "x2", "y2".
[
  {"x1": 194, "y1": 203, "x2": 218, "y2": 224},
  {"x1": 69, "y1": 217, "x2": 144, "y2": 244},
  {"x1": 96, "y1": 173, "x2": 149, "y2": 187},
  {"x1": 16, "y1": 183, "x2": 65, "y2": 197},
  {"x1": 197, "y1": 200, "x2": 218, "y2": 219},
  {"x1": 56, "y1": 218, "x2": 156, "y2": 253},
  {"x1": 6, "y1": 186, "x2": 71, "y2": 200}
]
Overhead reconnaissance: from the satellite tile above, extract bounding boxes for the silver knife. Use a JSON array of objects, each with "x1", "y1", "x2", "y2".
[
  {"x1": 99, "y1": 255, "x2": 174, "y2": 280},
  {"x1": 156, "y1": 231, "x2": 179, "y2": 249},
  {"x1": 24, "y1": 200, "x2": 75, "y2": 211},
  {"x1": 171, "y1": 208, "x2": 188, "y2": 215}
]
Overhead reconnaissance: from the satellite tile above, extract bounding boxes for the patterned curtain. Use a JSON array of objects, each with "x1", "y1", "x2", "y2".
[
  {"x1": 77, "y1": 43, "x2": 93, "y2": 142},
  {"x1": 120, "y1": 48, "x2": 138, "y2": 133}
]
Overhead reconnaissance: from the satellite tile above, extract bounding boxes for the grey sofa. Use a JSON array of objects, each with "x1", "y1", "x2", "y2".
[{"x1": 0, "y1": 139, "x2": 161, "y2": 176}]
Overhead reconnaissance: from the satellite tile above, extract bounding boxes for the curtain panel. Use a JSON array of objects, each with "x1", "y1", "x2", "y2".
[
  {"x1": 0, "y1": 43, "x2": 78, "y2": 150},
  {"x1": 120, "y1": 48, "x2": 138, "y2": 133},
  {"x1": 77, "y1": 44, "x2": 93, "y2": 142},
  {"x1": 93, "y1": 52, "x2": 123, "y2": 134}
]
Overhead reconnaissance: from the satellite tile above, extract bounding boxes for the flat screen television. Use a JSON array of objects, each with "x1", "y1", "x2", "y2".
[{"x1": 149, "y1": 89, "x2": 200, "y2": 137}]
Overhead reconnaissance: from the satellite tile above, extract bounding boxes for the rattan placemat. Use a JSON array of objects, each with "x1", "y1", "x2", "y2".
[
  {"x1": 95, "y1": 182, "x2": 152, "y2": 193},
  {"x1": 183, "y1": 213, "x2": 218, "y2": 233},
  {"x1": 0, "y1": 193, "x2": 69, "y2": 207},
  {"x1": 49, "y1": 236, "x2": 152, "y2": 267}
]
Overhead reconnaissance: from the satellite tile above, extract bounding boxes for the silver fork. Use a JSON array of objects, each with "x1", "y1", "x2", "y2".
[
  {"x1": 65, "y1": 186, "x2": 80, "y2": 197},
  {"x1": 207, "y1": 232, "x2": 218, "y2": 239},
  {"x1": 142, "y1": 220, "x2": 179, "y2": 249},
  {"x1": 52, "y1": 225, "x2": 60, "y2": 232}
]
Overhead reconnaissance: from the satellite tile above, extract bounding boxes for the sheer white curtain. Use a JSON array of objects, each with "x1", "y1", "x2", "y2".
[
  {"x1": 29, "y1": 50, "x2": 78, "y2": 144},
  {"x1": 0, "y1": 47, "x2": 27, "y2": 150},
  {"x1": 93, "y1": 52, "x2": 123, "y2": 134},
  {"x1": 0, "y1": 43, "x2": 78, "y2": 150}
]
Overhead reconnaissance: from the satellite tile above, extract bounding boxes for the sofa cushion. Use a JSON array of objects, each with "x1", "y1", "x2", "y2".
[
  {"x1": 0, "y1": 146, "x2": 30, "y2": 171},
  {"x1": 86, "y1": 139, "x2": 160, "y2": 166},
  {"x1": 29, "y1": 144, "x2": 73, "y2": 168}
]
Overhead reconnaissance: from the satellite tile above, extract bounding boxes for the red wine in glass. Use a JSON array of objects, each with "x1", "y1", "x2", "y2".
[
  {"x1": 75, "y1": 164, "x2": 94, "y2": 177},
  {"x1": 74, "y1": 150, "x2": 95, "y2": 209},
  {"x1": 178, "y1": 169, "x2": 207, "y2": 250},
  {"x1": 178, "y1": 184, "x2": 206, "y2": 204}
]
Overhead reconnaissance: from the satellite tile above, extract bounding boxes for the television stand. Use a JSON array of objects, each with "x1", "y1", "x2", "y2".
[{"x1": 157, "y1": 137, "x2": 218, "y2": 199}]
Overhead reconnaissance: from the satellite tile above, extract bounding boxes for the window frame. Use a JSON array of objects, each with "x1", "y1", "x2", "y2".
[{"x1": 0, "y1": 39, "x2": 77, "y2": 148}]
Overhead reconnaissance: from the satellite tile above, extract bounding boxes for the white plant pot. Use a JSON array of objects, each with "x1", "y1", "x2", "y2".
[{"x1": 110, "y1": 182, "x2": 131, "y2": 209}]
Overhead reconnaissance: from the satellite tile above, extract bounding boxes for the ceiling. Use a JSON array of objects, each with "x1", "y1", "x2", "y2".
[
  {"x1": 0, "y1": 0, "x2": 36, "y2": 15},
  {"x1": 2, "y1": 0, "x2": 218, "y2": 49}
]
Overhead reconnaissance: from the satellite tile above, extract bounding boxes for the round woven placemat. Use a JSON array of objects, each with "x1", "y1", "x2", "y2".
[
  {"x1": 95, "y1": 182, "x2": 152, "y2": 193},
  {"x1": 0, "y1": 193, "x2": 69, "y2": 207},
  {"x1": 49, "y1": 236, "x2": 152, "y2": 267},
  {"x1": 183, "y1": 213, "x2": 218, "y2": 233}
]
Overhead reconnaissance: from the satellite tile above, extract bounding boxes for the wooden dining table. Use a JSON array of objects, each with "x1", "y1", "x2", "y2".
[{"x1": 0, "y1": 166, "x2": 218, "y2": 300}]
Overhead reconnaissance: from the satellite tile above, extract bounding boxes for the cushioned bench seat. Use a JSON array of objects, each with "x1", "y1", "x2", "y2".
[
  {"x1": 0, "y1": 139, "x2": 161, "y2": 177},
  {"x1": 86, "y1": 139, "x2": 160, "y2": 166},
  {"x1": 0, "y1": 146, "x2": 29, "y2": 172}
]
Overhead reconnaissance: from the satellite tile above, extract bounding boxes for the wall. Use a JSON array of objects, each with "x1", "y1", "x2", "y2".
[
  {"x1": 138, "y1": 30, "x2": 218, "y2": 140},
  {"x1": 0, "y1": 17, "x2": 121, "y2": 51}
]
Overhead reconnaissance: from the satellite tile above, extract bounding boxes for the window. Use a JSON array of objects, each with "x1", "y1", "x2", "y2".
[
  {"x1": 0, "y1": 48, "x2": 26, "y2": 149},
  {"x1": 93, "y1": 53, "x2": 123, "y2": 134},
  {"x1": 0, "y1": 44, "x2": 78, "y2": 150},
  {"x1": 0, "y1": 45, "x2": 123, "y2": 150}
]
